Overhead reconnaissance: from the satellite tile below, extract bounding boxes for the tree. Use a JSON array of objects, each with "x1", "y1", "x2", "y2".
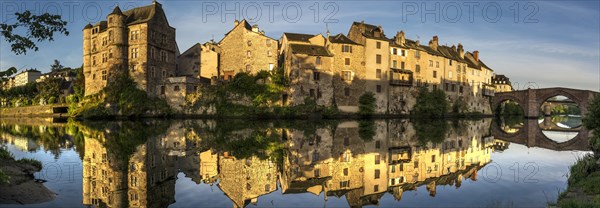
[
  {"x1": 412, "y1": 87, "x2": 449, "y2": 118},
  {"x1": 0, "y1": 11, "x2": 69, "y2": 55},
  {"x1": 0, "y1": 67, "x2": 17, "y2": 78},
  {"x1": 50, "y1": 60, "x2": 64, "y2": 72},
  {"x1": 358, "y1": 92, "x2": 376, "y2": 117}
]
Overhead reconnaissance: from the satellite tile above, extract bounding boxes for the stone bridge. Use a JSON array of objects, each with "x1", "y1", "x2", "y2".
[
  {"x1": 492, "y1": 119, "x2": 591, "y2": 151},
  {"x1": 492, "y1": 88, "x2": 599, "y2": 118}
]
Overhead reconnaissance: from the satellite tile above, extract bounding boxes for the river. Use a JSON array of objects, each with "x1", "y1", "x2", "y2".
[{"x1": 0, "y1": 118, "x2": 591, "y2": 207}]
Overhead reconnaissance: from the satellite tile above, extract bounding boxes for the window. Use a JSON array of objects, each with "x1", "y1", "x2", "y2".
[
  {"x1": 246, "y1": 51, "x2": 252, "y2": 58},
  {"x1": 313, "y1": 71, "x2": 320, "y2": 81},
  {"x1": 375, "y1": 155, "x2": 381, "y2": 164},
  {"x1": 376, "y1": 85, "x2": 382, "y2": 93},
  {"x1": 265, "y1": 184, "x2": 271, "y2": 192},
  {"x1": 432, "y1": 155, "x2": 436, "y2": 163},
  {"x1": 267, "y1": 50, "x2": 272, "y2": 57},
  {"x1": 108, "y1": 30, "x2": 113, "y2": 42},
  {"x1": 401, "y1": 49, "x2": 406, "y2": 56},
  {"x1": 344, "y1": 168, "x2": 349, "y2": 176},
  {"x1": 376, "y1": 41, "x2": 381, "y2": 49},
  {"x1": 342, "y1": 71, "x2": 352, "y2": 81},
  {"x1": 150, "y1": 48, "x2": 156, "y2": 59},
  {"x1": 131, "y1": 30, "x2": 140, "y2": 40},
  {"x1": 161, "y1": 51, "x2": 167, "y2": 62},
  {"x1": 92, "y1": 56, "x2": 97, "y2": 66},
  {"x1": 162, "y1": 70, "x2": 166, "y2": 77},
  {"x1": 162, "y1": 34, "x2": 167, "y2": 44},
  {"x1": 392, "y1": 48, "x2": 397, "y2": 55},
  {"x1": 436, "y1": 61, "x2": 439, "y2": 68},
  {"x1": 416, "y1": 65, "x2": 420, "y2": 73},
  {"x1": 345, "y1": 58, "x2": 350, "y2": 65},
  {"x1": 269, "y1": 63, "x2": 274, "y2": 71},
  {"x1": 415, "y1": 50, "x2": 420, "y2": 58},
  {"x1": 151, "y1": 66, "x2": 155, "y2": 78},
  {"x1": 173, "y1": 85, "x2": 180, "y2": 91},
  {"x1": 102, "y1": 37, "x2": 107, "y2": 46},
  {"x1": 392, "y1": 60, "x2": 397, "y2": 68},
  {"x1": 375, "y1": 141, "x2": 381, "y2": 149},
  {"x1": 310, "y1": 89, "x2": 315, "y2": 97},
  {"x1": 93, "y1": 74, "x2": 96, "y2": 80},
  {"x1": 376, "y1": 69, "x2": 381, "y2": 78},
  {"x1": 374, "y1": 169, "x2": 380, "y2": 179},
  {"x1": 401, "y1": 62, "x2": 405, "y2": 69},
  {"x1": 102, "y1": 53, "x2": 108, "y2": 63},
  {"x1": 108, "y1": 49, "x2": 113, "y2": 58},
  {"x1": 131, "y1": 48, "x2": 139, "y2": 59},
  {"x1": 429, "y1": 60, "x2": 433, "y2": 67},
  {"x1": 316, "y1": 57, "x2": 321, "y2": 65},
  {"x1": 246, "y1": 65, "x2": 251, "y2": 72},
  {"x1": 108, "y1": 17, "x2": 113, "y2": 24},
  {"x1": 374, "y1": 185, "x2": 379, "y2": 192},
  {"x1": 449, "y1": 71, "x2": 453, "y2": 79},
  {"x1": 344, "y1": 87, "x2": 350, "y2": 96},
  {"x1": 247, "y1": 40, "x2": 252, "y2": 46},
  {"x1": 342, "y1": 45, "x2": 352, "y2": 53},
  {"x1": 376, "y1": 54, "x2": 382, "y2": 64},
  {"x1": 449, "y1": 60, "x2": 453, "y2": 66},
  {"x1": 340, "y1": 181, "x2": 350, "y2": 188},
  {"x1": 130, "y1": 64, "x2": 136, "y2": 72},
  {"x1": 101, "y1": 70, "x2": 107, "y2": 80},
  {"x1": 433, "y1": 71, "x2": 437, "y2": 78},
  {"x1": 391, "y1": 165, "x2": 396, "y2": 173}
]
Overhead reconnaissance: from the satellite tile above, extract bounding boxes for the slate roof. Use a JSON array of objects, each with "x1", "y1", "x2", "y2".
[
  {"x1": 122, "y1": 4, "x2": 162, "y2": 25},
  {"x1": 329, "y1": 33, "x2": 360, "y2": 45},
  {"x1": 284, "y1": 32, "x2": 315, "y2": 42},
  {"x1": 464, "y1": 52, "x2": 492, "y2": 71},
  {"x1": 289, "y1": 44, "x2": 332, "y2": 56},
  {"x1": 352, "y1": 21, "x2": 388, "y2": 40}
]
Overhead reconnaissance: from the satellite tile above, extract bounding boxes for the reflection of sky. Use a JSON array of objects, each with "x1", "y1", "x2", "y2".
[{"x1": 542, "y1": 131, "x2": 579, "y2": 143}]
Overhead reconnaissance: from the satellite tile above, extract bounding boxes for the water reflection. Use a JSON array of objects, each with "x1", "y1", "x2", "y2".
[{"x1": 0, "y1": 118, "x2": 584, "y2": 207}]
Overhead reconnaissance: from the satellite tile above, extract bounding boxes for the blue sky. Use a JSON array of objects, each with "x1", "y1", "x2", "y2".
[{"x1": 1, "y1": 0, "x2": 598, "y2": 91}]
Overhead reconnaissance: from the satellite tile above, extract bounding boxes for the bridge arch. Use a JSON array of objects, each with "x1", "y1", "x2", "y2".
[{"x1": 492, "y1": 88, "x2": 598, "y2": 118}]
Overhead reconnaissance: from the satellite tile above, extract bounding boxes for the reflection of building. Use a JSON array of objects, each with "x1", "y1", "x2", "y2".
[
  {"x1": 81, "y1": 129, "x2": 177, "y2": 208},
  {"x1": 218, "y1": 155, "x2": 278, "y2": 208}
]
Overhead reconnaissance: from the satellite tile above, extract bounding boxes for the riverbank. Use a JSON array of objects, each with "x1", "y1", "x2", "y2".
[
  {"x1": 0, "y1": 147, "x2": 55, "y2": 204},
  {"x1": 556, "y1": 154, "x2": 600, "y2": 207}
]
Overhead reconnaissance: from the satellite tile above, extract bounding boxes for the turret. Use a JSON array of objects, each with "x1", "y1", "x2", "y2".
[
  {"x1": 82, "y1": 23, "x2": 92, "y2": 74},
  {"x1": 107, "y1": 5, "x2": 128, "y2": 76}
]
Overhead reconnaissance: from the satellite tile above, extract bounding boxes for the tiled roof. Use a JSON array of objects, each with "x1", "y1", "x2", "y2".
[{"x1": 290, "y1": 44, "x2": 332, "y2": 56}]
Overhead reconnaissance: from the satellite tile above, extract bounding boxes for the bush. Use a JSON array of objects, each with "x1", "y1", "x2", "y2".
[
  {"x1": 358, "y1": 92, "x2": 376, "y2": 117},
  {"x1": 48, "y1": 96, "x2": 56, "y2": 104}
]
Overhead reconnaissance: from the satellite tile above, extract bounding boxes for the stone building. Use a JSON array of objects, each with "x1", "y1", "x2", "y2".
[
  {"x1": 218, "y1": 155, "x2": 278, "y2": 208},
  {"x1": 280, "y1": 33, "x2": 334, "y2": 106},
  {"x1": 329, "y1": 34, "x2": 367, "y2": 113},
  {"x1": 13, "y1": 69, "x2": 41, "y2": 87},
  {"x1": 493, "y1": 74, "x2": 513, "y2": 92},
  {"x1": 82, "y1": 1, "x2": 178, "y2": 97},
  {"x1": 219, "y1": 19, "x2": 278, "y2": 80},
  {"x1": 177, "y1": 43, "x2": 201, "y2": 78},
  {"x1": 200, "y1": 41, "x2": 221, "y2": 81},
  {"x1": 348, "y1": 22, "x2": 391, "y2": 113}
]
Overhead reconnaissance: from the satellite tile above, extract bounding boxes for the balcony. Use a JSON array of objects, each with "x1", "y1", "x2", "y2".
[
  {"x1": 389, "y1": 79, "x2": 412, "y2": 86},
  {"x1": 389, "y1": 68, "x2": 413, "y2": 86}
]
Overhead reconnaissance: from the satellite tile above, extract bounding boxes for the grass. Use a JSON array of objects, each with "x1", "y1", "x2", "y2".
[
  {"x1": 557, "y1": 154, "x2": 600, "y2": 207},
  {"x1": 16, "y1": 158, "x2": 43, "y2": 170},
  {"x1": 0, "y1": 169, "x2": 9, "y2": 184},
  {"x1": 0, "y1": 147, "x2": 13, "y2": 159}
]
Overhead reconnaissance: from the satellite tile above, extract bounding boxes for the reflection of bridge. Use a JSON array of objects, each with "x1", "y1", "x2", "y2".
[
  {"x1": 492, "y1": 119, "x2": 591, "y2": 151},
  {"x1": 537, "y1": 116, "x2": 581, "y2": 132},
  {"x1": 492, "y1": 88, "x2": 599, "y2": 118}
]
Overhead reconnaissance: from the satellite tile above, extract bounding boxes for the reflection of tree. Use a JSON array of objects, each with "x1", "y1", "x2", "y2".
[
  {"x1": 358, "y1": 120, "x2": 375, "y2": 141},
  {"x1": 413, "y1": 119, "x2": 448, "y2": 145}
]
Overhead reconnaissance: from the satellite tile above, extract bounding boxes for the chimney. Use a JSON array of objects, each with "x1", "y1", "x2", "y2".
[
  {"x1": 473, "y1": 50, "x2": 479, "y2": 62},
  {"x1": 234, "y1": 20, "x2": 239, "y2": 26},
  {"x1": 395, "y1": 31, "x2": 405, "y2": 45},
  {"x1": 457, "y1": 43, "x2": 464, "y2": 59},
  {"x1": 251, "y1": 24, "x2": 259, "y2": 32},
  {"x1": 429, "y1": 36, "x2": 438, "y2": 50}
]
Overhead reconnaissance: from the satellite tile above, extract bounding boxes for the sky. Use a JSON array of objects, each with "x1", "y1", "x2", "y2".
[{"x1": 0, "y1": 0, "x2": 598, "y2": 91}]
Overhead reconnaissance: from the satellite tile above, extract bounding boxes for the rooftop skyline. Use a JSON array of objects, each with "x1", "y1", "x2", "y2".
[{"x1": 0, "y1": 0, "x2": 598, "y2": 91}]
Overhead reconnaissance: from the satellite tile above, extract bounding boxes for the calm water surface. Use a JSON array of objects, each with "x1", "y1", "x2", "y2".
[{"x1": 0, "y1": 118, "x2": 591, "y2": 207}]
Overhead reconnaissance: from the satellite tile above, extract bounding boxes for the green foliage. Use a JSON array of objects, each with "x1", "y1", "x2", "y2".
[
  {"x1": 358, "y1": 92, "x2": 376, "y2": 117},
  {"x1": 16, "y1": 158, "x2": 42, "y2": 170},
  {"x1": 0, "y1": 169, "x2": 9, "y2": 184},
  {"x1": 412, "y1": 87, "x2": 449, "y2": 118},
  {"x1": 358, "y1": 120, "x2": 376, "y2": 141},
  {"x1": 0, "y1": 67, "x2": 17, "y2": 78},
  {"x1": 0, "y1": 11, "x2": 69, "y2": 55},
  {"x1": 452, "y1": 98, "x2": 468, "y2": 114},
  {"x1": 568, "y1": 155, "x2": 598, "y2": 186},
  {"x1": 36, "y1": 77, "x2": 62, "y2": 101},
  {"x1": 500, "y1": 101, "x2": 524, "y2": 116},
  {"x1": 0, "y1": 147, "x2": 13, "y2": 160},
  {"x1": 583, "y1": 95, "x2": 600, "y2": 132},
  {"x1": 72, "y1": 75, "x2": 171, "y2": 118},
  {"x1": 414, "y1": 119, "x2": 448, "y2": 145},
  {"x1": 50, "y1": 59, "x2": 64, "y2": 71}
]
